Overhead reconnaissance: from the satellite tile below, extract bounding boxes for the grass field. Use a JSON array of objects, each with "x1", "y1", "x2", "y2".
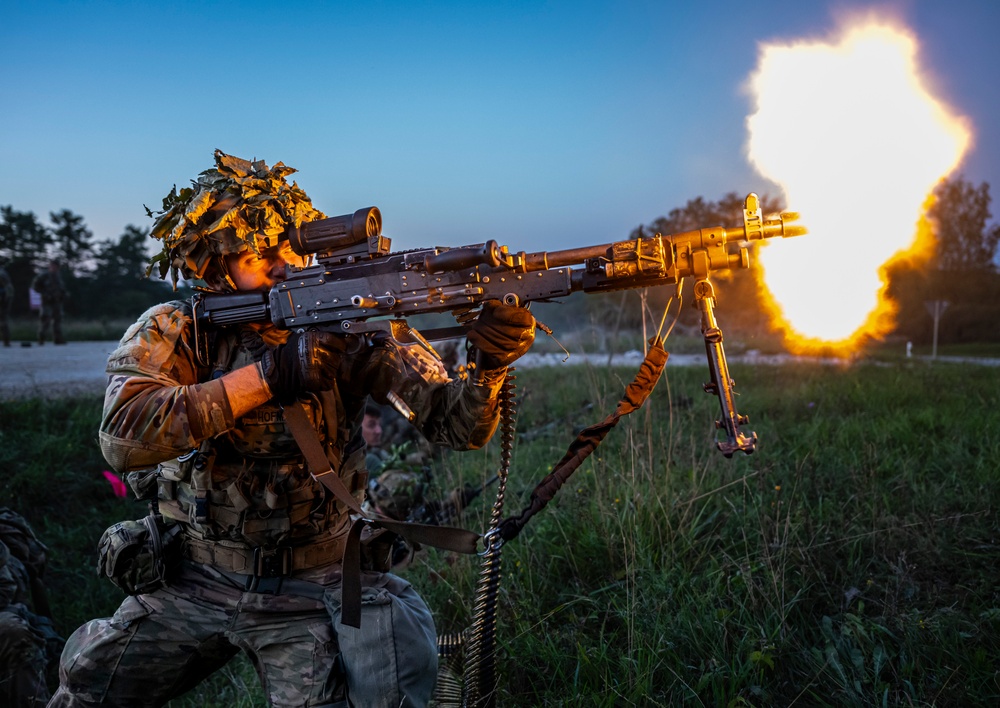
[{"x1": 1, "y1": 352, "x2": 998, "y2": 706}]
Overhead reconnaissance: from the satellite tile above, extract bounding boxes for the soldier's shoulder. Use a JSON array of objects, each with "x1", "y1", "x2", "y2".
[
  {"x1": 119, "y1": 300, "x2": 193, "y2": 343},
  {"x1": 109, "y1": 300, "x2": 197, "y2": 374}
]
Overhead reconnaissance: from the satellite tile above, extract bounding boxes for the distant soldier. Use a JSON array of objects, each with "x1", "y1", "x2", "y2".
[
  {"x1": 0, "y1": 265, "x2": 12, "y2": 347},
  {"x1": 362, "y1": 403, "x2": 390, "y2": 473},
  {"x1": 435, "y1": 338, "x2": 465, "y2": 377},
  {"x1": 30, "y1": 261, "x2": 67, "y2": 346},
  {"x1": 0, "y1": 508, "x2": 62, "y2": 707}
]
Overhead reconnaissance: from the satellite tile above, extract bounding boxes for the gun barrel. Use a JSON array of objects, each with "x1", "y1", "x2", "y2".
[
  {"x1": 514, "y1": 210, "x2": 804, "y2": 276},
  {"x1": 734, "y1": 212, "x2": 806, "y2": 242},
  {"x1": 526, "y1": 244, "x2": 611, "y2": 270}
]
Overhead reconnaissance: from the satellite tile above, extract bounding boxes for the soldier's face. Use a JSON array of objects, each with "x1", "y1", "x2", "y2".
[
  {"x1": 223, "y1": 241, "x2": 306, "y2": 291},
  {"x1": 362, "y1": 414, "x2": 383, "y2": 447}
]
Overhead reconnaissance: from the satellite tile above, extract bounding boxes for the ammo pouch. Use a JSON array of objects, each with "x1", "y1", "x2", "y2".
[
  {"x1": 125, "y1": 468, "x2": 161, "y2": 501},
  {"x1": 97, "y1": 513, "x2": 182, "y2": 595},
  {"x1": 359, "y1": 525, "x2": 397, "y2": 573}
]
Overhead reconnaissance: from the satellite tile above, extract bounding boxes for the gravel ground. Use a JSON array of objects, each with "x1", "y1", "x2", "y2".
[
  {"x1": 0, "y1": 340, "x2": 117, "y2": 400},
  {"x1": 1, "y1": 340, "x2": 996, "y2": 401}
]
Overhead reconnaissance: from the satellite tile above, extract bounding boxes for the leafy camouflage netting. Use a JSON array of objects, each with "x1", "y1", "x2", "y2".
[{"x1": 145, "y1": 149, "x2": 325, "y2": 287}]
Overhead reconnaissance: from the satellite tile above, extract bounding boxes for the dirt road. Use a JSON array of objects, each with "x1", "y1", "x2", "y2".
[
  {"x1": 0, "y1": 341, "x2": 118, "y2": 400},
  {"x1": 0, "y1": 342, "x2": 699, "y2": 400},
  {"x1": 1, "y1": 340, "x2": 995, "y2": 401}
]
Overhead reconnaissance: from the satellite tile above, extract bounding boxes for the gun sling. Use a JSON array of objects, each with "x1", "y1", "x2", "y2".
[
  {"x1": 281, "y1": 402, "x2": 480, "y2": 628},
  {"x1": 498, "y1": 338, "x2": 668, "y2": 543}
]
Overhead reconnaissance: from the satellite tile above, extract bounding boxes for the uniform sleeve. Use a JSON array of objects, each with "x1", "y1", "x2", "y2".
[
  {"x1": 0, "y1": 543, "x2": 16, "y2": 611},
  {"x1": 344, "y1": 335, "x2": 507, "y2": 451},
  {"x1": 99, "y1": 302, "x2": 237, "y2": 472}
]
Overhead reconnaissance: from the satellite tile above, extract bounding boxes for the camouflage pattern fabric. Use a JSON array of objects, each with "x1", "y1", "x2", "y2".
[
  {"x1": 0, "y1": 509, "x2": 61, "y2": 707},
  {"x1": 368, "y1": 470, "x2": 425, "y2": 521},
  {"x1": 49, "y1": 563, "x2": 436, "y2": 708},
  {"x1": 53, "y1": 299, "x2": 508, "y2": 706}
]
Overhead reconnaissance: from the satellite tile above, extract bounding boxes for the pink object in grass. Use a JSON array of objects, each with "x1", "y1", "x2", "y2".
[{"x1": 102, "y1": 470, "x2": 128, "y2": 498}]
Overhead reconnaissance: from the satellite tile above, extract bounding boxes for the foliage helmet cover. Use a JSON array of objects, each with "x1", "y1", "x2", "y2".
[{"x1": 145, "y1": 149, "x2": 325, "y2": 287}]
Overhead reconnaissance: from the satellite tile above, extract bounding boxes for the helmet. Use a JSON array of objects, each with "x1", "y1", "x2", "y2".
[
  {"x1": 146, "y1": 149, "x2": 325, "y2": 286},
  {"x1": 369, "y1": 470, "x2": 425, "y2": 521}
]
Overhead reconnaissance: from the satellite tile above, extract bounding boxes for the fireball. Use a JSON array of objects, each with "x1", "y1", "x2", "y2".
[{"x1": 746, "y1": 16, "x2": 970, "y2": 355}]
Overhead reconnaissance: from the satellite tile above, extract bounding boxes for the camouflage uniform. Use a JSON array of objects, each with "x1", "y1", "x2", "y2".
[
  {"x1": 0, "y1": 266, "x2": 12, "y2": 347},
  {"x1": 0, "y1": 508, "x2": 62, "y2": 707},
  {"x1": 50, "y1": 300, "x2": 508, "y2": 708},
  {"x1": 30, "y1": 266, "x2": 66, "y2": 345}
]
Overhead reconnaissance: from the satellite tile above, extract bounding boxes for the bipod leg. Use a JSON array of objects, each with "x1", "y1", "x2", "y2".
[{"x1": 694, "y1": 279, "x2": 757, "y2": 457}]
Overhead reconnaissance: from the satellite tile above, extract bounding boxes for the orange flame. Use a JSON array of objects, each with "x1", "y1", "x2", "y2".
[{"x1": 745, "y1": 17, "x2": 971, "y2": 356}]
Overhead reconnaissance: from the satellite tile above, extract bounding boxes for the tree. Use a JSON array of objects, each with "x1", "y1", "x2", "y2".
[
  {"x1": 0, "y1": 207, "x2": 53, "y2": 314},
  {"x1": 49, "y1": 209, "x2": 95, "y2": 273},
  {"x1": 887, "y1": 176, "x2": 1000, "y2": 345},
  {"x1": 72, "y1": 224, "x2": 174, "y2": 320},
  {"x1": 929, "y1": 177, "x2": 1000, "y2": 271},
  {"x1": 93, "y1": 225, "x2": 151, "y2": 283},
  {"x1": 0, "y1": 206, "x2": 52, "y2": 266}
]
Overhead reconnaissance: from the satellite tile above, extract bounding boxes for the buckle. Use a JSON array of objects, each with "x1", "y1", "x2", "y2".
[
  {"x1": 253, "y1": 546, "x2": 292, "y2": 578},
  {"x1": 244, "y1": 546, "x2": 293, "y2": 593}
]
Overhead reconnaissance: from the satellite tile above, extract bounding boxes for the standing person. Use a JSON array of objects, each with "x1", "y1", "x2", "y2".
[
  {"x1": 0, "y1": 264, "x2": 13, "y2": 347},
  {"x1": 30, "y1": 261, "x2": 67, "y2": 346},
  {"x1": 48, "y1": 150, "x2": 536, "y2": 708}
]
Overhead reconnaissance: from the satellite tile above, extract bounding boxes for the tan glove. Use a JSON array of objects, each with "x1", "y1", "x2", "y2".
[
  {"x1": 467, "y1": 300, "x2": 536, "y2": 369},
  {"x1": 261, "y1": 330, "x2": 347, "y2": 401}
]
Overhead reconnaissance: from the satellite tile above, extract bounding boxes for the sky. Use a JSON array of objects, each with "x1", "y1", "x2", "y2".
[{"x1": 2, "y1": 0, "x2": 999, "y2": 257}]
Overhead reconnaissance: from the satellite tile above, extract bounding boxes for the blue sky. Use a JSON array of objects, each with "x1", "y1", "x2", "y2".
[{"x1": 3, "y1": 0, "x2": 998, "y2": 254}]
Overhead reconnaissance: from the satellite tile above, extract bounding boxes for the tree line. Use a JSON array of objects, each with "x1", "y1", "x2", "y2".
[
  {"x1": 2, "y1": 175, "x2": 998, "y2": 346},
  {"x1": 0, "y1": 207, "x2": 176, "y2": 320}
]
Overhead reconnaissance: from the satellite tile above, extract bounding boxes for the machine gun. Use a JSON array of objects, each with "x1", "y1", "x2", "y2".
[{"x1": 195, "y1": 193, "x2": 805, "y2": 456}]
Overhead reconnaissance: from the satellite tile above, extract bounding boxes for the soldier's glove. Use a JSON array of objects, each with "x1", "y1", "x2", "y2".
[
  {"x1": 467, "y1": 300, "x2": 536, "y2": 370},
  {"x1": 261, "y1": 330, "x2": 346, "y2": 401}
]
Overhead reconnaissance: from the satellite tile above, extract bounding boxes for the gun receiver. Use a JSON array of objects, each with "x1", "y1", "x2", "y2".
[{"x1": 196, "y1": 194, "x2": 805, "y2": 456}]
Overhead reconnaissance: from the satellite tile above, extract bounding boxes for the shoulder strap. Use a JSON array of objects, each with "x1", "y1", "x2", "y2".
[{"x1": 282, "y1": 401, "x2": 480, "y2": 627}]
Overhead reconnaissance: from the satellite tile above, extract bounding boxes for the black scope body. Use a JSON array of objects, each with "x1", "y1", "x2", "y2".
[{"x1": 288, "y1": 207, "x2": 382, "y2": 255}]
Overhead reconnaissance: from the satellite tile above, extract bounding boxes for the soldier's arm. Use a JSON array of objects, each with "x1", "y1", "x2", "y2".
[{"x1": 99, "y1": 302, "x2": 274, "y2": 472}]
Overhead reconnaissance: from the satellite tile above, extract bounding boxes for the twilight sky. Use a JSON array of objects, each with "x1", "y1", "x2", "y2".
[{"x1": 2, "y1": 0, "x2": 998, "y2": 255}]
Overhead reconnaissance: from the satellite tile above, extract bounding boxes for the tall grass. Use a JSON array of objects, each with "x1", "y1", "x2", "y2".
[
  {"x1": 2, "y1": 357, "x2": 998, "y2": 705},
  {"x1": 412, "y1": 359, "x2": 1000, "y2": 706},
  {"x1": 4, "y1": 316, "x2": 140, "y2": 343}
]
